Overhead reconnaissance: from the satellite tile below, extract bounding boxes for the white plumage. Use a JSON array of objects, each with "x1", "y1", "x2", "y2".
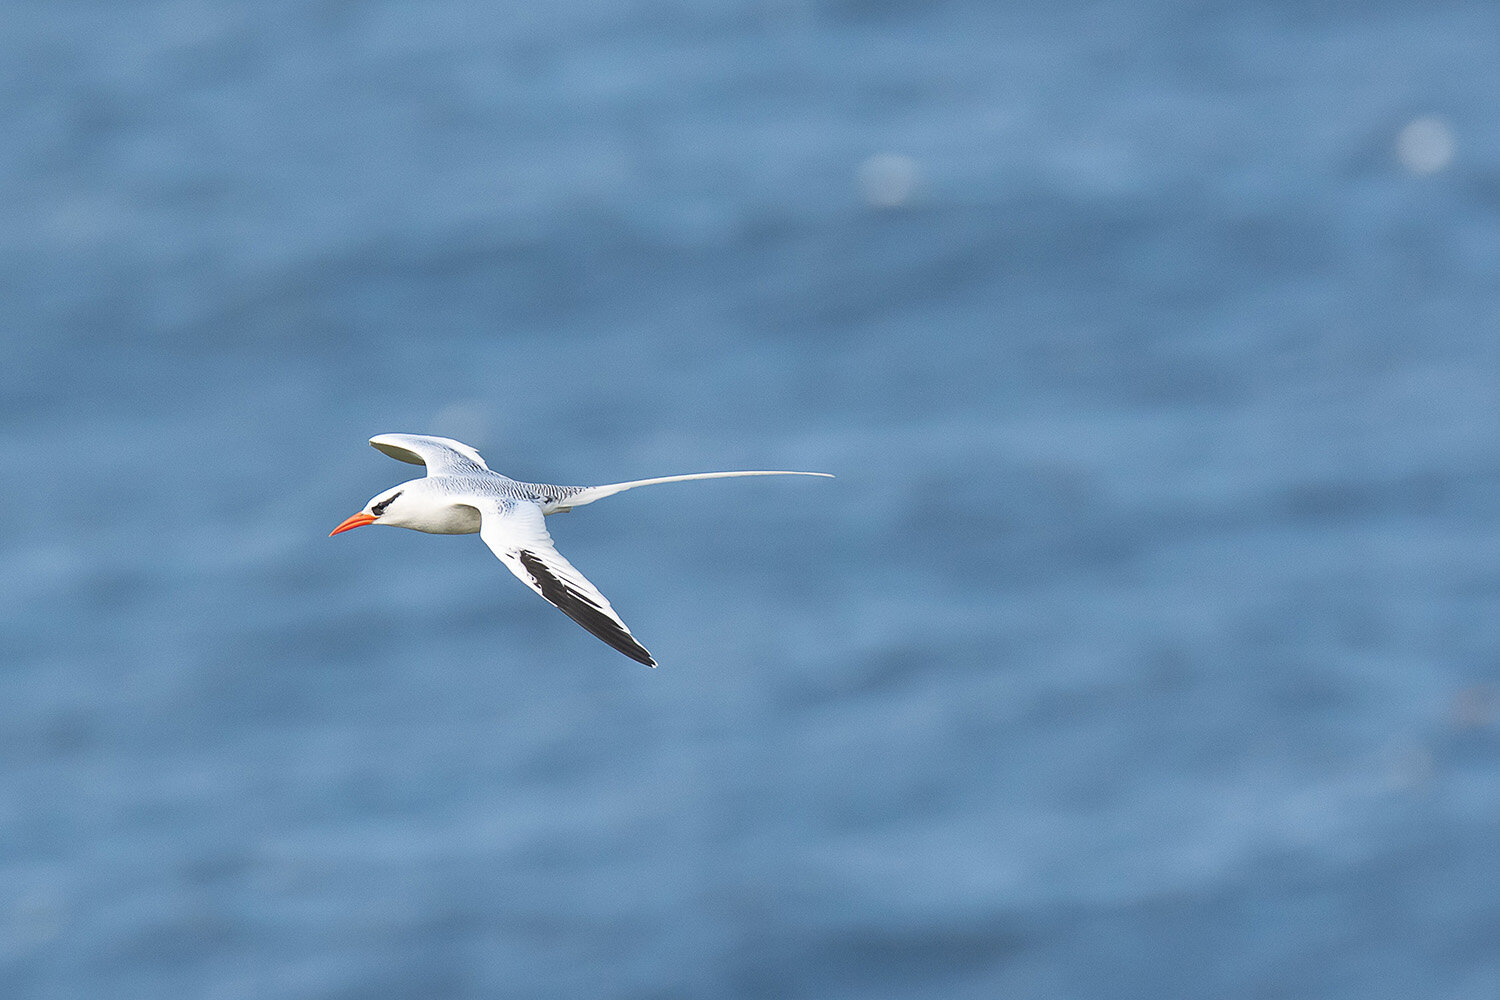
[{"x1": 331, "y1": 434, "x2": 832, "y2": 666}]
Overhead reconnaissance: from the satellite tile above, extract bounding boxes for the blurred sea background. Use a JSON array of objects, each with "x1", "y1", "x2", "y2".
[{"x1": 5, "y1": 2, "x2": 1500, "y2": 997}]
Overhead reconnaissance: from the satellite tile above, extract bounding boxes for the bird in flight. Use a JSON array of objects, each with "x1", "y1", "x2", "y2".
[{"x1": 330, "y1": 434, "x2": 832, "y2": 666}]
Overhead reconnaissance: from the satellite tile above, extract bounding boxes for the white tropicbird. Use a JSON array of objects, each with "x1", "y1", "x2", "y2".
[{"x1": 330, "y1": 434, "x2": 832, "y2": 666}]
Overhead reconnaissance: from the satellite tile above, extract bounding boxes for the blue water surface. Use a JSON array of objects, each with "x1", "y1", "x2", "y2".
[{"x1": 4, "y1": 2, "x2": 1500, "y2": 997}]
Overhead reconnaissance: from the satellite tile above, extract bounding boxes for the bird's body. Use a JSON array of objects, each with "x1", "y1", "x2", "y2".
[{"x1": 331, "y1": 434, "x2": 832, "y2": 666}]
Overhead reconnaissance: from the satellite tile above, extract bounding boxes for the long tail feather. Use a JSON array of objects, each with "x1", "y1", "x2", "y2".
[{"x1": 557, "y1": 470, "x2": 833, "y2": 511}]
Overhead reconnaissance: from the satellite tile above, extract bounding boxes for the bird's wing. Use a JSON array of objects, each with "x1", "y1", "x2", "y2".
[
  {"x1": 477, "y1": 498, "x2": 656, "y2": 666},
  {"x1": 369, "y1": 434, "x2": 491, "y2": 476},
  {"x1": 555, "y1": 470, "x2": 833, "y2": 510}
]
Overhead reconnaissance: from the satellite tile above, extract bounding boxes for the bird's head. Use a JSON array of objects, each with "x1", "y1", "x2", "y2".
[{"x1": 329, "y1": 484, "x2": 412, "y2": 535}]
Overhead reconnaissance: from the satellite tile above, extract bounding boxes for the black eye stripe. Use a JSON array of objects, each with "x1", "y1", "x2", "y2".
[{"x1": 372, "y1": 491, "x2": 402, "y2": 516}]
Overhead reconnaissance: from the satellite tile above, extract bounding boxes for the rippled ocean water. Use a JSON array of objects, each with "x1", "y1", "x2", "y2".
[{"x1": 5, "y1": 2, "x2": 1500, "y2": 997}]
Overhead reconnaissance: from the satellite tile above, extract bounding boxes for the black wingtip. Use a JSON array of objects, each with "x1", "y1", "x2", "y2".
[{"x1": 518, "y1": 550, "x2": 656, "y2": 666}]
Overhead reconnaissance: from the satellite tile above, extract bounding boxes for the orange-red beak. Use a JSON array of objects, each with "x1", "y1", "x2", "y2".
[{"x1": 329, "y1": 512, "x2": 378, "y2": 536}]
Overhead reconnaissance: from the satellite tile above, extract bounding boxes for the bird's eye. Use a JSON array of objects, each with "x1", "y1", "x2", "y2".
[{"x1": 372, "y1": 491, "x2": 401, "y2": 516}]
